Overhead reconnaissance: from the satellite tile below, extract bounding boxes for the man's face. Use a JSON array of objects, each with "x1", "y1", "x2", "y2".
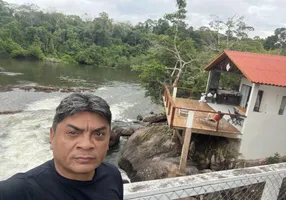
[{"x1": 50, "y1": 111, "x2": 110, "y2": 180}]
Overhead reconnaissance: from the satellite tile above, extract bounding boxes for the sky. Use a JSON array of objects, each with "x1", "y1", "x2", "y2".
[{"x1": 5, "y1": 0, "x2": 286, "y2": 38}]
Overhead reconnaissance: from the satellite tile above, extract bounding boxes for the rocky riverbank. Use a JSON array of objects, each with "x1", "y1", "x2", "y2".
[
  {"x1": 109, "y1": 113, "x2": 167, "y2": 148},
  {"x1": 0, "y1": 85, "x2": 96, "y2": 93}
]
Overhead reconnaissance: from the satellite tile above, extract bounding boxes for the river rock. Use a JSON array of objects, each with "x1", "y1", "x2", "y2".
[
  {"x1": 121, "y1": 127, "x2": 135, "y2": 137},
  {"x1": 196, "y1": 153, "x2": 211, "y2": 170},
  {"x1": 0, "y1": 110, "x2": 23, "y2": 115},
  {"x1": 199, "y1": 169, "x2": 212, "y2": 174},
  {"x1": 0, "y1": 84, "x2": 96, "y2": 93},
  {"x1": 146, "y1": 122, "x2": 167, "y2": 127},
  {"x1": 235, "y1": 158, "x2": 267, "y2": 168},
  {"x1": 0, "y1": 86, "x2": 13, "y2": 92},
  {"x1": 130, "y1": 123, "x2": 145, "y2": 131},
  {"x1": 109, "y1": 126, "x2": 123, "y2": 148},
  {"x1": 210, "y1": 154, "x2": 221, "y2": 171},
  {"x1": 0, "y1": 67, "x2": 5, "y2": 72},
  {"x1": 136, "y1": 115, "x2": 143, "y2": 121},
  {"x1": 118, "y1": 125, "x2": 199, "y2": 182},
  {"x1": 143, "y1": 114, "x2": 167, "y2": 124}
]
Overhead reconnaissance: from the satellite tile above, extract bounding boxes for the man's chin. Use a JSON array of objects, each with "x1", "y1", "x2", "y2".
[{"x1": 71, "y1": 163, "x2": 99, "y2": 174}]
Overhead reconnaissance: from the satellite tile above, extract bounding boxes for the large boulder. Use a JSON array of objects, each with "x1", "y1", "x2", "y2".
[
  {"x1": 118, "y1": 125, "x2": 198, "y2": 182},
  {"x1": 189, "y1": 134, "x2": 240, "y2": 171},
  {"x1": 143, "y1": 113, "x2": 167, "y2": 124}
]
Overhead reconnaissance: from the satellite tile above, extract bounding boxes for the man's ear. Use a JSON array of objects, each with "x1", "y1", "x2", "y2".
[{"x1": 50, "y1": 128, "x2": 55, "y2": 150}]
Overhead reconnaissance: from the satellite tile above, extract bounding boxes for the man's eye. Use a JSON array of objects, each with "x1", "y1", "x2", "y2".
[
  {"x1": 68, "y1": 131, "x2": 77, "y2": 135},
  {"x1": 94, "y1": 132, "x2": 105, "y2": 137}
]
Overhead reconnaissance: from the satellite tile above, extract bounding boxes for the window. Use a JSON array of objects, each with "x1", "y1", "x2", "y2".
[
  {"x1": 279, "y1": 96, "x2": 286, "y2": 115},
  {"x1": 253, "y1": 90, "x2": 264, "y2": 112}
]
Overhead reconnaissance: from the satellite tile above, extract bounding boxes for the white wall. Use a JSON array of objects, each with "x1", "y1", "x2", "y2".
[
  {"x1": 240, "y1": 84, "x2": 286, "y2": 159},
  {"x1": 239, "y1": 77, "x2": 252, "y2": 91}
]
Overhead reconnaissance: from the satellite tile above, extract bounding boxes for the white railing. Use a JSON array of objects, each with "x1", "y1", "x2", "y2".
[{"x1": 124, "y1": 163, "x2": 286, "y2": 200}]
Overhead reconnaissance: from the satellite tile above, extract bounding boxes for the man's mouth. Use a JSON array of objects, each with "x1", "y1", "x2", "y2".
[{"x1": 74, "y1": 157, "x2": 96, "y2": 164}]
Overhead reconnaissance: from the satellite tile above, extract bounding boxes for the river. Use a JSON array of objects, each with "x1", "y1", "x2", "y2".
[{"x1": 0, "y1": 59, "x2": 163, "y2": 181}]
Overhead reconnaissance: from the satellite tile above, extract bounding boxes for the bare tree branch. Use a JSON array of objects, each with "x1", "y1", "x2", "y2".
[
  {"x1": 156, "y1": 78, "x2": 165, "y2": 85},
  {"x1": 171, "y1": 61, "x2": 179, "y2": 77},
  {"x1": 206, "y1": 45, "x2": 220, "y2": 52}
]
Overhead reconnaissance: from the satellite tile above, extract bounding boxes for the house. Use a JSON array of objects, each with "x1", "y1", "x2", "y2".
[
  {"x1": 204, "y1": 50, "x2": 286, "y2": 159},
  {"x1": 163, "y1": 50, "x2": 286, "y2": 172}
]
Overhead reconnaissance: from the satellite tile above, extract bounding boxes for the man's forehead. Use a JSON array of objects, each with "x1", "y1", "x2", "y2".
[
  {"x1": 59, "y1": 113, "x2": 109, "y2": 127},
  {"x1": 64, "y1": 112, "x2": 108, "y2": 121},
  {"x1": 66, "y1": 123, "x2": 109, "y2": 131}
]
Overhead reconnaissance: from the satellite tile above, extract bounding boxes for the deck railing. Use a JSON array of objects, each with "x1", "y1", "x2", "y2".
[
  {"x1": 163, "y1": 84, "x2": 246, "y2": 132},
  {"x1": 124, "y1": 162, "x2": 286, "y2": 200}
]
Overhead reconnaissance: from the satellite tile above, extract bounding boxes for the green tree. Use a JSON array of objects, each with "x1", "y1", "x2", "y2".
[{"x1": 264, "y1": 28, "x2": 286, "y2": 55}]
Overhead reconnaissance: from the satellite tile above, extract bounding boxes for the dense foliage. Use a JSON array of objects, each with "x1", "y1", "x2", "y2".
[{"x1": 0, "y1": 0, "x2": 285, "y2": 102}]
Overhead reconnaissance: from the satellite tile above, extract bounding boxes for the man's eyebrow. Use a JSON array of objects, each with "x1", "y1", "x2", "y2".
[
  {"x1": 92, "y1": 126, "x2": 108, "y2": 132},
  {"x1": 67, "y1": 124, "x2": 84, "y2": 131}
]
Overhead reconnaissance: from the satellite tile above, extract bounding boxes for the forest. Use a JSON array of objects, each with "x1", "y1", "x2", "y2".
[{"x1": 1, "y1": 0, "x2": 285, "y2": 101}]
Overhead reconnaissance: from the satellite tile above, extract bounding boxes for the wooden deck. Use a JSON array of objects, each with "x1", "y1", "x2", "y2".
[{"x1": 164, "y1": 98, "x2": 241, "y2": 139}]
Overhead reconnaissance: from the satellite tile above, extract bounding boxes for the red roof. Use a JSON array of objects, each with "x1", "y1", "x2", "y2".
[{"x1": 204, "y1": 50, "x2": 286, "y2": 87}]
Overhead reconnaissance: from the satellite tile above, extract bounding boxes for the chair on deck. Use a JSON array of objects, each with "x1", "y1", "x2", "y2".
[
  {"x1": 228, "y1": 109, "x2": 238, "y2": 125},
  {"x1": 233, "y1": 108, "x2": 244, "y2": 126}
]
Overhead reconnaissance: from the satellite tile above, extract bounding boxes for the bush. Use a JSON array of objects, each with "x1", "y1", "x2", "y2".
[
  {"x1": 10, "y1": 49, "x2": 28, "y2": 58},
  {"x1": 27, "y1": 46, "x2": 45, "y2": 60},
  {"x1": 76, "y1": 51, "x2": 94, "y2": 65},
  {"x1": 1, "y1": 38, "x2": 25, "y2": 56},
  {"x1": 60, "y1": 54, "x2": 77, "y2": 64},
  {"x1": 0, "y1": 39, "x2": 8, "y2": 56},
  {"x1": 115, "y1": 56, "x2": 130, "y2": 68},
  {"x1": 267, "y1": 153, "x2": 281, "y2": 164}
]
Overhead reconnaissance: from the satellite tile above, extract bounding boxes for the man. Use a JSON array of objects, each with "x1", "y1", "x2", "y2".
[{"x1": 0, "y1": 93, "x2": 123, "y2": 200}]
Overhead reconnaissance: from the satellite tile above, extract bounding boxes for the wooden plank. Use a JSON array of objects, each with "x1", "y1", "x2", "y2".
[
  {"x1": 178, "y1": 128, "x2": 192, "y2": 174},
  {"x1": 175, "y1": 98, "x2": 215, "y2": 112}
]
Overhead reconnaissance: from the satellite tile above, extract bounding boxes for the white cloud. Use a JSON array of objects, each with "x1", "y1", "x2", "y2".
[{"x1": 5, "y1": 0, "x2": 286, "y2": 38}]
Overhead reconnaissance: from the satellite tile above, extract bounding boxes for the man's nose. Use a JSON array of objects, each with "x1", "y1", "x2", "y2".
[{"x1": 77, "y1": 134, "x2": 94, "y2": 150}]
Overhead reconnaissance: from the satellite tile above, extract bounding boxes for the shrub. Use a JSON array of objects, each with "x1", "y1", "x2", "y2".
[{"x1": 267, "y1": 153, "x2": 281, "y2": 164}]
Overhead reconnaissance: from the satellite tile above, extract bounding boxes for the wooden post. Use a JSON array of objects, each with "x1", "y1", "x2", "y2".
[
  {"x1": 182, "y1": 129, "x2": 186, "y2": 139},
  {"x1": 165, "y1": 89, "x2": 168, "y2": 106},
  {"x1": 165, "y1": 94, "x2": 169, "y2": 108},
  {"x1": 178, "y1": 111, "x2": 194, "y2": 175},
  {"x1": 172, "y1": 87, "x2": 178, "y2": 99},
  {"x1": 170, "y1": 107, "x2": 176, "y2": 126},
  {"x1": 167, "y1": 102, "x2": 171, "y2": 115},
  {"x1": 178, "y1": 128, "x2": 192, "y2": 174}
]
